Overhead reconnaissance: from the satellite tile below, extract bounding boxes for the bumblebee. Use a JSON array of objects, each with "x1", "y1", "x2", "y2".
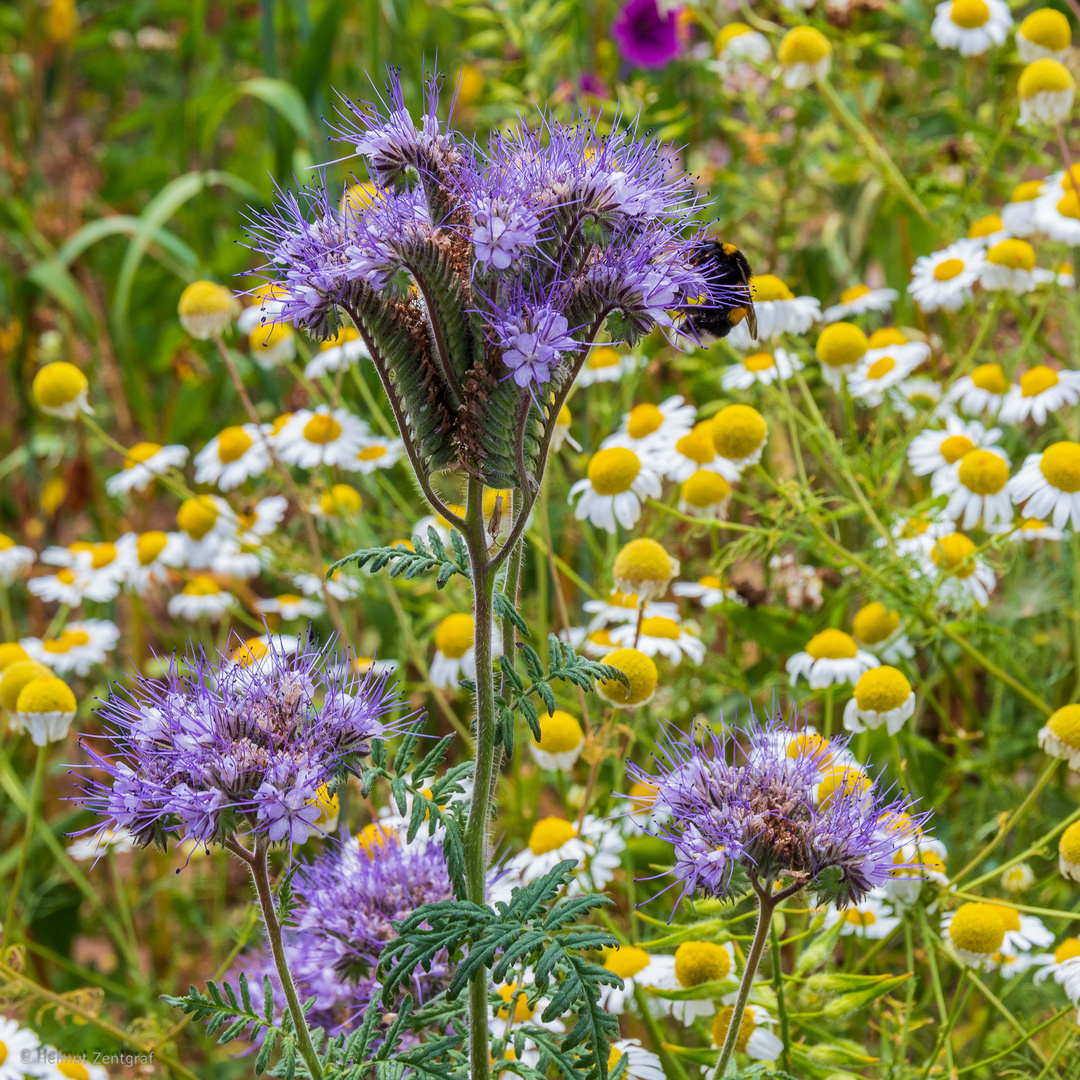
[{"x1": 683, "y1": 240, "x2": 757, "y2": 343}]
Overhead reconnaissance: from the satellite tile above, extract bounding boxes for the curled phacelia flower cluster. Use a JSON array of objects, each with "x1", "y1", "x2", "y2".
[
  {"x1": 628, "y1": 712, "x2": 929, "y2": 909},
  {"x1": 75, "y1": 636, "x2": 405, "y2": 850}
]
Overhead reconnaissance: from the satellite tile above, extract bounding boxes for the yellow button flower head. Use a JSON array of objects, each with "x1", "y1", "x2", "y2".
[
  {"x1": 596, "y1": 647, "x2": 658, "y2": 708},
  {"x1": 844, "y1": 665, "x2": 915, "y2": 735},
  {"x1": 44, "y1": 0, "x2": 79, "y2": 43},
  {"x1": 178, "y1": 280, "x2": 238, "y2": 339},
  {"x1": 749, "y1": 274, "x2": 795, "y2": 303},
  {"x1": 777, "y1": 26, "x2": 832, "y2": 89},
  {"x1": 681, "y1": 471, "x2": 733, "y2": 517},
  {"x1": 932, "y1": 0, "x2": 1012, "y2": 56},
  {"x1": 527, "y1": 816, "x2": 578, "y2": 855},
  {"x1": 852, "y1": 602, "x2": 901, "y2": 647},
  {"x1": 1000, "y1": 862, "x2": 1035, "y2": 892},
  {"x1": 1040, "y1": 703, "x2": 1080, "y2": 767},
  {"x1": 968, "y1": 213, "x2": 1004, "y2": 240},
  {"x1": 945, "y1": 902, "x2": 1006, "y2": 966},
  {"x1": 308, "y1": 784, "x2": 340, "y2": 833},
  {"x1": 248, "y1": 321, "x2": 296, "y2": 369},
  {"x1": 674, "y1": 941, "x2": 733, "y2": 986},
  {"x1": 318, "y1": 483, "x2": 363, "y2": 516},
  {"x1": 613, "y1": 538, "x2": 679, "y2": 601},
  {"x1": 531, "y1": 709, "x2": 585, "y2": 771},
  {"x1": 0, "y1": 643, "x2": 30, "y2": 671},
  {"x1": 177, "y1": 495, "x2": 222, "y2": 540},
  {"x1": 815, "y1": 322, "x2": 868, "y2": 388},
  {"x1": 788, "y1": 628, "x2": 879, "y2": 689},
  {"x1": 604, "y1": 944, "x2": 652, "y2": 980},
  {"x1": 1018, "y1": 59, "x2": 1076, "y2": 127},
  {"x1": 0, "y1": 660, "x2": 53, "y2": 713},
  {"x1": 14, "y1": 675, "x2": 77, "y2": 746},
  {"x1": 32, "y1": 361, "x2": 92, "y2": 419},
  {"x1": 710, "y1": 404, "x2": 767, "y2": 468},
  {"x1": 1018, "y1": 8, "x2": 1071, "y2": 62},
  {"x1": 454, "y1": 64, "x2": 484, "y2": 107},
  {"x1": 1060, "y1": 821, "x2": 1080, "y2": 881}
]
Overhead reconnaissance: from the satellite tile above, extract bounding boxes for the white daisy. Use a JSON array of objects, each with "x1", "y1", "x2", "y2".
[
  {"x1": 708, "y1": 23, "x2": 771, "y2": 79},
  {"x1": 115, "y1": 530, "x2": 184, "y2": 593},
  {"x1": 601, "y1": 396, "x2": 697, "y2": 462},
  {"x1": 709, "y1": 404, "x2": 768, "y2": 476},
  {"x1": 822, "y1": 284, "x2": 898, "y2": 323},
  {"x1": 884, "y1": 835, "x2": 949, "y2": 911},
  {"x1": 843, "y1": 665, "x2": 916, "y2": 736},
  {"x1": 776, "y1": 26, "x2": 833, "y2": 90},
  {"x1": 646, "y1": 941, "x2": 737, "y2": 1025},
  {"x1": 550, "y1": 404, "x2": 581, "y2": 452},
  {"x1": 922, "y1": 532, "x2": 996, "y2": 608},
  {"x1": 1057, "y1": 261, "x2": 1075, "y2": 287},
  {"x1": 236, "y1": 281, "x2": 289, "y2": 334},
  {"x1": 709, "y1": 1001, "x2": 784, "y2": 1063},
  {"x1": 1032, "y1": 168, "x2": 1080, "y2": 243},
  {"x1": 979, "y1": 239, "x2": 1054, "y2": 294},
  {"x1": 569, "y1": 447, "x2": 662, "y2": 533},
  {"x1": 655, "y1": 421, "x2": 738, "y2": 484},
  {"x1": 672, "y1": 574, "x2": 743, "y2": 609},
  {"x1": 933, "y1": 446, "x2": 1012, "y2": 529},
  {"x1": 1009, "y1": 441, "x2": 1080, "y2": 530},
  {"x1": 66, "y1": 825, "x2": 136, "y2": 861},
  {"x1": 346, "y1": 436, "x2": 405, "y2": 475},
  {"x1": 0, "y1": 1016, "x2": 41, "y2": 1079},
  {"x1": 997, "y1": 516, "x2": 1065, "y2": 541},
  {"x1": 1033, "y1": 938, "x2": 1080, "y2": 992},
  {"x1": 247, "y1": 322, "x2": 296, "y2": 370},
  {"x1": 275, "y1": 406, "x2": 369, "y2": 468},
  {"x1": 930, "y1": 0, "x2": 1012, "y2": 56},
  {"x1": 721, "y1": 347, "x2": 802, "y2": 390},
  {"x1": 851, "y1": 601, "x2": 915, "y2": 664},
  {"x1": 530, "y1": 709, "x2": 585, "y2": 772},
  {"x1": 726, "y1": 274, "x2": 820, "y2": 346},
  {"x1": 167, "y1": 576, "x2": 236, "y2": 620},
  {"x1": 848, "y1": 348, "x2": 925, "y2": 405},
  {"x1": 599, "y1": 946, "x2": 676, "y2": 1014},
  {"x1": 607, "y1": 1040, "x2": 665, "y2": 1080},
  {"x1": 303, "y1": 326, "x2": 369, "y2": 378},
  {"x1": 1017, "y1": 58, "x2": 1076, "y2": 128},
  {"x1": 908, "y1": 415, "x2": 1002, "y2": 488},
  {"x1": 863, "y1": 327, "x2": 932, "y2": 370},
  {"x1": 174, "y1": 495, "x2": 236, "y2": 568},
  {"x1": 1017, "y1": 8, "x2": 1071, "y2": 62},
  {"x1": 489, "y1": 974, "x2": 565, "y2": 1042},
  {"x1": 26, "y1": 565, "x2": 101, "y2": 607},
  {"x1": 999, "y1": 365, "x2": 1080, "y2": 424},
  {"x1": 996, "y1": 906, "x2": 1055, "y2": 958},
  {"x1": 194, "y1": 424, "x2": 271, "y2": 491},
  {"x1": 787, "y1": 629, "x2": 879, "y2": 689},
  {"x1": 943, "y1": 362, "x2": 1010, "y2": 417},
  {"x1": 584, "y1": 592, "x2": 680, "y2": 629},
  {"x1": 1001, "y1": 179, "x2": 1045, "y2": 236},
  {"x1": 254, "y1": 594, "x2": 324, "y2": 621},
  {"x1": 21, "y1": 619, "x2": 119, "y2": 676},
  {"x1": 293, "y1": 568, "x2": 362, "y2": 602},
  {"x1": 966, "y1": 212, "x2": 1008, "y2": 248},
  {"x1": 429, "y1": 613, "x2": 502, "y2": 689},
  {"x1": 824, "y1": 889, "x2": 902, "y2": 939},
  {"x1": 234, "y1": 495, "x2": 289, "y2": 546},
  {"x1": 891, "y1": 376, "x2": 945, "y2": 419},
  {"x1": 609, "y1": 616, "x2": 705, "y2": 664},
  {"x1": 908, "y1": 240, "x2": 985, "y2": 312},
  {"x1": 577, "y1": 345, "x2": 641, "y2": 386},
  {"x1": 37, "y1": 1052, "x2": 110, "y2": 1080},
  {"x1": 104, "y1": 441, "x2": 188, "y2": 495},
  {"x1": 0, "y1": 534, "x2": 36, "y2": 584}
]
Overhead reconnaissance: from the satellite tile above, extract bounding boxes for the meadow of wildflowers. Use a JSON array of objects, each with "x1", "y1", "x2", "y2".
[{"x1": 5, "y1": 0, "x2": 1080, "y2": 1077}]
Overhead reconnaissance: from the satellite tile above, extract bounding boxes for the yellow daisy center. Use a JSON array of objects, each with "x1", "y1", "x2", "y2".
[
  {"x1": 496, "y1": 983, "x2": 535, "y2": 1023},
  {"x1": 534, "y1": 709, "x2": 583, "y2": 753},
  {"x1": 596, "y1": 647, "x2": 658, "y2": 706},
  {"x1": 1020, "y1": 8, "x2": 1071, "y2": 50},
  {"x1": 716, "y1": 22, "x2": 752, "y2": 50},
  {"x1": 605, "y1": 945, "x2": 652, "y2": 979},
  {"x1": 845, "y1": 908, "x2": 878, "y2": 927},
  {"x1": 232, "y1": 640, "x2": 270, "y2": 667},
  {"x1": 613, "y1": 538, "x2": 677, "y2": 590},
  {"x1": 249, "y1": 322, "x2": 292, "y2": 352},
  {"x1": 711, "y1": 404, "x2": 767, "y2": 460},
  {"x1": 989, "y1": 904, "x2": 1021, "y2": 932},
  {"x1": 628, "y1": 780, "x2": 659, "y2": 812},
  {"x1": 932, "y1": 533, "x2": 976, "y2": 577},
  {"x1": 676, "y1": 422, "x2": 717, "y2": 464},
  {"x1": 357, "y1": 822, "x2": 397, "y2": 858},
  {"x1": 217, "y1": 426, "x2": 254, "y2": 463},
  {"x1": 310, "y1": 784, "x2": 339, "y2": 825},
  {"x1": 957, "y1": 450, "x2": 1009, "y2": 495},
  {"x1": 971, "y1": 363, "x2": 1008, "y2": 393},
  {"x1": 854, "y1": 665, "x2": 912, "y2": 713},
  {"x1": 271, "y1": 413, "x2": 293, "y2": 435},
  {"x1": 57, "y1": 1061, "x2": 90, "y2": 1080},
  {"x1": 639, "y1": 616, "x2": 682, "y2": 640},
  {"x1": 866, "y1": 356, "x2": 896, "y2": 380},
  {"x1": 933, "y1": 258, "x2": 966, "y2": 282},
  {"x1": 787, "y1": 732, "x2": 832, "y2": 765},
  {"x1": 557, "y1": 404, "x2": 572, "y2": 427},
  {"x1": 60, "y1": 630, "x2": 90, "y2": 647},
  {"x1": 749, "y1": 274, "x2": 795, "y2": 302},
  {"x1": 1039, "y1": 441, "x2": 1080, "y2": 492},
  {"x1": 0, "y1": 661, "x2": 53, "y2": 711},
  {"x1": 16, "y1": 676, "x2": 76, "y2": 715},
  {"x1": 322, "y1": 483, "x2": 362, "y2": 514},
  {"x1": 968, "y1": 213, "x2": 1003, "y2": 239},
  {"x1": 986, "y1": 239, "x2": 1037, "y2": 270},
  {"x1": 816, "y1": 322, "x2": 868, "y2": 368},
  {"x1": 56, "y1": 569, "x2": 77, "y2": 585},
  {"x1": 682, "y1": 470, "x2": 732, "y2": 509},
  {"x1": 805, "y1": 629, "x2": 858, "y2": 660},
  {"x1": 358, "y1": 444, "x2": 387, "y2": 462},
  {"x1": 587, "y1": 447, "x2": 642, "y2": 496},
  {"x1": 321, "y1": 326, "x2": 361, "y2": 350},
  {"x1": 840, "y1": 284, "x2": 872, "y2": 303},
  {"x1": 0, "y1": 643, "x2": 31, "y2": 671},
  {"x1": 589, "y1": 629, "x2": 615, "y2": 649},
  {"x1": 1047, "y1": 704, "x2": 1080, "y2": 748},
  {"x1": 853, "y1": 602, "x2": 900, "y2": 646},
  {"x1": 627, "y1": 403, "x2": 664, "y2": 440},
  {"x1": 33, "y1": 361, "x2": 88, "y2": 408},
  {"x1": 87, "y1": 542, "x2": 117, "y2": 569},
  {"x1": 940, "y1": 434, "x2": 976, "y2": 463},
  {"x1": 528, "y1": 816, "x2": 577, "y2": 855},
  {"x1": 304, "y1": 413, "x2": 343, "y2": 445},
  {"x1": 179, "y1": 280, "x2": 235, "y2": 318},
  {"x1": 588, "y1": 346, "x2": 622, "y2": 370},
  {"x1": 949, "y1": 903, "x2": 1005, "y2": 954},
  {"x1": 177, "y1": 496, "x2": 219, "y2": 540},
  {"x1": 868, "y1": 327, "x2": 907, "y2": 348},
  {"x1": 950, "y1": 0, "x2": 990, "y2": 28},
  {"x1": 0, "y1": 535, "x2": 13, "y2": 551},
  {"x1": 675, "y1": 941, "x2": 731, "y2": 987},
  {"x1": 1056, "y1": 191, "x2": 1080, "y2": 220},
  {"x1": 183, "y1": 575, "x2": 221, "y2": 596},
  {"x1": 1054, "y1": 937, "x2": 1080, "y2": 963},
  {"x1": 1018, "y1": 58, "x2": 1075, "y2": 99},
  {"x1": 1021, "y1": 365, "x2": 1061, "y2": 397},
  {"x1": 699, "y1": 574, "x2": 722, "y2": 589},
  {"x1": 124, "y1": 441, "x2": 162, "y2": 468},
  {"x1": 818, "y1": 766, "x2": 872, "y2": 806},
  {"x1": 777, "y1": 25, "x2": 831, "y2": 65},
  {"x1": 42, "y1": 638, "x2": 71, "y2": 654},
  {"x1": 712, "y1": 1006, "x2": 757, "y2": 1053},
  {"x1": 743, "y1": 352, "x2": 776, "y2": 372},
  {"x1": 1011, "y1": 180, "x2": 1045, "y2": 204},
  {"x1": 1061, "y1": 821, "x2": 1080, "y2": 864},
  {"x1": 435, "y1": 613, "x2": 475, "y2": 659}
]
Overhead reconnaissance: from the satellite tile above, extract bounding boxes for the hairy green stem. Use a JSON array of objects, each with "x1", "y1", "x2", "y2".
[
  {"x1": 768, "y1": 916, "x2": 792, "y2": 1072},
  {"x1": 1, "y1": 744, "x2": 47, "y2": 951}
]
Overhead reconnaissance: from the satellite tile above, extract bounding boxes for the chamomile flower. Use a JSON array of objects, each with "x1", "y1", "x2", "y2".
[
  {"x1": 944, "y1": 362, "x2": 1010, "y2": 417},
  {"x1": 254, "y1": 594, "x2": 324, "y2": 622},
  {"x1": 1032, "y1": 167, "x2": 1080, "y2": 243},
  {"x1": 1010, "y1": 440, "x2": 1080, "y2": 529},
  {"x1": 178, "y1": 280, "x2": 237, "y2": 338},
  {"x1": 613, "y1": 538, "x2": 679, "y2": 601},
  {"x1": 293, "y1": 567, "x2": 361, "y2": 602},
  {"x1": 303, "y1": 325, "x2": 370, "y2": 378},
  {"x1": 600, "y1": 946, "x2": 676, "y2": 1013},
  {"x1": 1002, "y1": 180, "x2": 1045, "y2": 236},
  {"x1": 26, "y1": 566, "x2": 98, "y2": 607},
  {"x1": 12, "y1": 673, "x2": 77, "y2": 745},
  {"x1": 311, "y1": 483, "x2": 363, "y2": 518},
  {"x1": 236, "y1": 281, "x2": 288, "y2": 334},
  {"x1": 720, "y1": 347, "x2": 802, "y2": 390},
  {"x1": 672, "y1": 574, "x2": 743, "y2": 608},
  {"x1": 909, "y1": 240, "x2": 985, "y2": 311},
  {"x1": 350, "y1": 436, "x2": 405, "y2": 474},
  {"x1": 1057, "y1": 261, "x2": 1076, "y2": 287},
  {"x1": 1038, "y1": 703, "x2": 1080, "y2": 767},
  {"x1": 167, "y1": 576, "x2": 236, "y2": 621},
  {"x1": 727, "y1": 274, "x2": 820, "y2": 345},
  {"x1": 843, "y1": 666, "x2": 916, "y2": 735},
  {"x1": 0, "y1": 1017, "x2": 41, "y2": 1078},
  {"x1": 926, "y1": 532, "x2": 996, "y2": 608},
  {"x1": 0, "y1": 534, "x2": 36, "y2": 584},
  {"x1": 248, "y1": 322, "x2": 296, "y2": 369},
  {"x1": 710, "y1": 1002, "x2": 783, "y2": 1062},
  {"x1": 1018, "y1": 8, "x2": 1071, "y2": 61},
  {"x1": 584, "y1": 591, "x2": 679, "y2": 629},
  {"x1": 708, "y1": 23, "x2": 771, "y2": 79},
  {"x1": 606, "y1": 1040, "x2": 665, "y2": 1080},
  {"x1": 550, "y1": 404, "x2": 580, "y2": 452},
  {"x1": 710, "y1": 404, "x2": 768, "y2": 474},
  {"x1": 943, "y1": 903, "x2": 1007, "y2": 968},
  {"x1": 489, "y1": 973, "x2": 565, "y2": 1041},
  {"x1": 816, "y1": 322, "x2": 868, "y2": 389},
  {"x1": 228, "y1": 635, "x2": 301, "y2": 671},
  {"x1": 1000, "y1": 365, "x2": 1080, "y2": 424},
  {"x1": 891, "y1": 376, "x2": 945, "y2": 419},
  {"x1": 787, "y1": 629, "x2": 879, "y2": 689},
  {"x1": 824, "y1": 889, "x2": 902, "y2": 939},
  {"x1": 577, "y1": 345, "x2": 640, "y2": 386},
  {"x1": 105, "y1": 441, "x2": 188, "y2": 495},
  {"x1": 909, "y1": 416, "x2": 1002, "y2": 486},
  {"x1": 1001, "y1": 862, "x2": 1036, "y2": 893},
  {"x1": 602, "y1": 396, "x2": 697, "y2": 461},
  {"x1": 776, "y1": 25, "x2": 832, "y2": 88},
  {"x1": 530, "y1": 709, "x2": 585, "y2": 771},
  {"x1": 0, "y1": 644, "x2": 30, "y2": 670},
  {"x1": 852, "y1": 602, "x2": 914, "y2": 662},
  {"x1": 931, "y1": 0, "x2": 1012, "y2": 56},
  {"x1": 657, "y1": 421, "x2": 739, "y2": 483},
  {"x1": 33, "y1": 542, "x2": 125, "y2": 605},
  {"x1": 680, "y1": 470, "x2": 734, "y2": 518},
  {"x1": 993, "y1": 903, "x2": 1055, "y2": 958},
  {"x1": 1061, "y1": 821, "x2": 1080, "y2": 881},
  {"x1": 276, "y1": 407, "x2": 369, "y2": 469},
  {"x1": 864, "y1": 327, "x2": 932, "y2": 368},
  {"x1": 194, "y1": 425, "x2": 271, "y2": 490},
  {"x1": 1018, "y1": 59, "x2": 1076, "y2": 127},
  {"x1": 569, "y1": 447, "x2": 662, "y2": 532},
  {"x1": 21, "y1": 619, "x2": 118, "y2": 676},
  {"x1": 610, "y1": 616, "x2": 706, "y2": 665},
  {"x1": 595, "y1": 646, "x2": 658, "y2": 708},
  {"x1": 935, "y1": 446, "x2": 1012, "y2": 529},
  {"x1": 980, "y1": 239, "x2": 1054, "y2": 292},
  {"x1": 968, "y1": 213, "x2": 1008, "y2": 247},
  {"x1": 1000, "y1": 515, "x2": 1065, "y2": 541},
  {"x1": 848, "y1": 348, "x2": 924, "y2": 405},
  {"x1": 1033, "y1": 937, "x2": 1080, "y2": 991},
  {"x1": 32, "y1": 361, "x2": 93, "y2": 420},
  {"x1": 429, "y1": 613, "x2": 501, "y2": 689},
  {"x1": 66, "y1": 825, "x2": 136, "y2": 861},
  {"x1": 822, "y1": 284, "x2": 899, "y2": 323},
  {"x1": 499, "y1": 815, "x2": 625, "y2": 897},
  {"x1": 174, "y1": 495, "x2": 234, "y2": 568},
  {"x1": 649, "y1": 941, "x2": 738, "y2": 1024},
  {"x1": 884, "y1": 831, "x2": 949, "y2": 910}
]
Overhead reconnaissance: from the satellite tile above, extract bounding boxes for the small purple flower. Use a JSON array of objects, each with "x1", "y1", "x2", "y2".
[
  {"x1": 626, "y1": 710, "x2": 932, "y2": 910},
  {"x1": 490, "y1": 301, "x2": 581, "y2": 387},
  {"x1": 612, "y1": 0, "x2": 683, "y2": 70},
  {"x1": 255, "y1": 775, "x2": 322, "y2": 845},
  {"x1": 470, "y1": 193, "x2": 541, "y2": 270}
]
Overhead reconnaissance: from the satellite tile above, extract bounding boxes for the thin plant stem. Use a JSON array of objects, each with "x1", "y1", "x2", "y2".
[
  {"x1": 0, "y1": 584, "x2": 15, "y2": 639},
  {"x1": 1, "y1": 744, "x2": 48, "y2": 951},
  {"x1": 769, "y1": 915, "x2": 792, "y2": 1073},
  {"x1": 822, "y1": 687, "x2": 835, "y2": 738}
]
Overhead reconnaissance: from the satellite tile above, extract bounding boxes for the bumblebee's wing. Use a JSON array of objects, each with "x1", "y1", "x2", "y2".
[{"x1": 719, "y1": 243, "x2": 758, "y2": 339}]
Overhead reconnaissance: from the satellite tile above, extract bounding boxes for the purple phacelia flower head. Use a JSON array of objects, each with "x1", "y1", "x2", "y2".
[
  {"x1": 74, "y1": 634, "x2": 408, "y2": 853},
  {"x1": 488, "y1": 293, "x2": 582, "y2": 388},
  {"x1": 612, "y1": 0, "x2": 683, "y2": 70},
  {"x1": 626, "y1": 709, "x2": 931, "y2": 910}
]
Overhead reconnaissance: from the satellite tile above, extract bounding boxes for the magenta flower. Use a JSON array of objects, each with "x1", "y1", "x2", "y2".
[{"x1": 612, "y1": 0, "x2": 682, "y2": 69}]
